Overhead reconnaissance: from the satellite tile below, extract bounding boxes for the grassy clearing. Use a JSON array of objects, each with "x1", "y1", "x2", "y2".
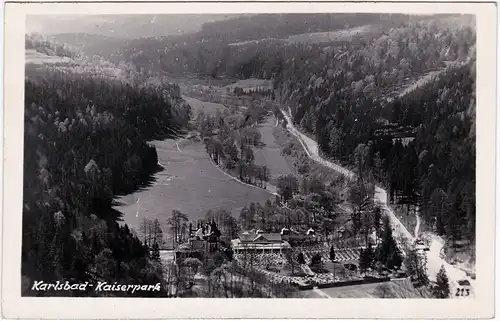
[
  {"x1": 272, "y1": 121, "x2": 356, "y2": 233},
  {"x1": 229, "y1": 38, "x2": 282, "y2": 47},
  {"x1": 114, "y1": 139, "x2": 274, "y2": 235},
  {"x1": 223, "y1": 78, "x2": 273, "y2": 92},
  {"x1": 173, "y1": 75, "x2": 237, "y2": 87},
  {"x1": 386, "y1": 56, "x2": 473, "y2": 103},
  {"x1": 25, "y1": 49, "x2": 76, "y2": 65},
  {"x1": 229, "y1": 24, "x2": 374, "y2": 47},
  {"x1": 272, "y1": 124, "x2": 342, "y2": 183},
  {"x1": 395, "y1": 69, "x2": 443, "y2": 98},
  {"x1": 252, "y1": 116, "x2": 293, "y2": 185},
  {"x1": 183, "y1": 96, "x2": 227, "y2": 116},
  {"x1": 287, "y1": 25, "x2": 373, "y2": 44}
]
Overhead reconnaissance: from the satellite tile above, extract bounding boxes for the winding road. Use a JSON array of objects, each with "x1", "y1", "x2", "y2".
[
  {"x1": 279, "y1": 108, "x2": 473, "y2": 298},
  {"x1": 414, "y1": 210, "x2": 421, "y2": 239},
  {"x1": 280, "y1": 109, "x2": 412, "y2": 243}
]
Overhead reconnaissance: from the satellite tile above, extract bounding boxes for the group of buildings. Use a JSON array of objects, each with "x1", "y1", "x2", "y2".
[{"x1": 173, "y1": 223, "x2": 315, "y2": 264}]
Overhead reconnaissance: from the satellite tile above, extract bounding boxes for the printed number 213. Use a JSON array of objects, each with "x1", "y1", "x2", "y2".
[{"x1": 456, "y1": 288, "x2": 470, "y2": 296}]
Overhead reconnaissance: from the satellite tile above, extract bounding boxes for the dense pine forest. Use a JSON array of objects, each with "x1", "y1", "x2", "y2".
[
  {"x1": 312, "y1": 62, "x2": 476, "y2": 243},
  {"x1": 23, "y1": 36, "x2": 189, "y2": 296},
  {"x1": 272, "y1": 25, "x2": 476, "y2": 246},
  {"x1": 54, "y1": 14, "x2": 464, "y2": 78}
]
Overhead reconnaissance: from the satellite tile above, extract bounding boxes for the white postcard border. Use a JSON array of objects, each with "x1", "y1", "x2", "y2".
[{"x1": 2, "y1": 1, "x2": 496, "y2": 319}]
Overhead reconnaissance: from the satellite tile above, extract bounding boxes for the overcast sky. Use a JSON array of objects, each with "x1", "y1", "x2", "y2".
[{"x1": 26, "y1": 14, "x2": 241, "y2": 38}]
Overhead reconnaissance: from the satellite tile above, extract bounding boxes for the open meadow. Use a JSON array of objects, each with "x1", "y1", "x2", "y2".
[
  {"x1": 223, "y1": 78, "x2": 273, "y2": 93},
  {"x1": 183, "y1": 96, "x2": 227, "y2": 116},
  {"x1": 114, "y1": 138, "x2": 274, "y2": 241},
  {"x1": 253, "y1": 116, "x2": 293, "y2": 185}
]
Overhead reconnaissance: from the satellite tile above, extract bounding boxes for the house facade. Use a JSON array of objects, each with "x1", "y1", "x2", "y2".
[{"x1": 231, "y1": 231, "x2": 291, "y2": 253}]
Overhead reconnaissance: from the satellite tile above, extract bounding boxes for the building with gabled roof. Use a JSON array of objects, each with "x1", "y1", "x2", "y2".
[{"x1": 231, "y1": 231, "x2": 291, "y2": 253}]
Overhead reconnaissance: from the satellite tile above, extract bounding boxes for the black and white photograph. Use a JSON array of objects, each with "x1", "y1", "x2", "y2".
[{"x1": 1, "y1": 1, "x2": 497, "y2": 318}]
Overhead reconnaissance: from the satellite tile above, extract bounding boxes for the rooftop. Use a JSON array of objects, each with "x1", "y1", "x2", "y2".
[{"x1": 238, "y1": 232, "x2": 282, "y2": 243}]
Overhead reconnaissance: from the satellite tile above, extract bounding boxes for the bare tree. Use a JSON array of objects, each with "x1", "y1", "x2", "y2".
[{"x1": 167, "y1": 210, "x2": 189, "y2": 248}]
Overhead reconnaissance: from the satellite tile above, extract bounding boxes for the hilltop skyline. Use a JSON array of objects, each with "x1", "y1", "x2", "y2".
[{"x1": 26, "y1": 14, "x2": 242, "y2": 38}]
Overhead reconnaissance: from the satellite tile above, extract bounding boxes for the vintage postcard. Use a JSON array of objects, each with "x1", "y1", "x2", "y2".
[{"x1": 2, "y1": 0, "x2": 497, "y2": 319}]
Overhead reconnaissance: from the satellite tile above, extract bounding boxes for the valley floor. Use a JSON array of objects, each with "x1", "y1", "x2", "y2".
[
  {"x1": 252, "y1": 116, "x2": 293, "y2": 185},
  {"x1": 114, "y1": 138, "x2": 274, "y2": 239}
]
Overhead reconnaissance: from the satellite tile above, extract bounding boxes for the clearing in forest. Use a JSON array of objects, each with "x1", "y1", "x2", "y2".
[
  {"x1": 287, "y1": 25, "x2": 373, "y2": 44},
  {"x1": 252, "y1": 116, "x2": 293, "y2": 185},
  {"x1": 223, "y1": 78, "x2": 273, "y2": 93},
  {"x1": 183, "y1": 96, "x2": 227, "y2": 116},
  {"x1": 114, "y1": 139, "x2": 274, "y2": 239}
]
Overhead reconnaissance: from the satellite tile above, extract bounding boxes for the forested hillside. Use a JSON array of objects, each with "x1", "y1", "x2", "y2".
[
  {"x1": 270, "y1": 21, "x2": 476, "y2": 247},
  {"x1": 23, "y1": 13, "x2": 477, "y2": 296},
  {"x1": 23, "y1": 36, "x2": 187, "y2": 296},
  {"x1": 69, "y1": 14, "x2": 476, "y2": 247},
  {"x1": 54, "y1": 14, "x2": 471, "y2": 79},
  {"x1": 390, "y1": 64, "x2": 475, "y2": 243},
  {"x1": 113, "y1": 13, "x2": 474, "y2": 248},
  {"x1": 26, "y1": 33, "x2": 191, "y2": 127},
  {"x1": 195, "y1": 13, "x2": 408, "y2": 43}
]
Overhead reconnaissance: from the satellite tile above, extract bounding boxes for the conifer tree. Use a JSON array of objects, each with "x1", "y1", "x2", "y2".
[
  {"x1": 433, "y1": 265, "x2": 450, "y2": 298},
  {"x1": 151, "y1": 242, "x2": 161, "y2": 263},
  {"x1": 297, "y1": 252, "x2": 305, "y2": 265},
  {"x1": 329, "y1": 245, "x2": 336, "y2": 262},
  {"x1": 358, "y1": 248, "x2": 369, "y2": 274},
  {"x1": 365, "y1": 241, "x2": 375, "y2": 269},
  {"x1": 375, "y1": 219, "x2": 402, "y2": 270}
]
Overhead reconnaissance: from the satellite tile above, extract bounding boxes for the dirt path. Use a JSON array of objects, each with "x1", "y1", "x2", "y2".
[
  {"x1": 414, "y1": 210, "x2": 421, "y2": 239},
  {"x1": 280, "y1": 109, "x2": 411, "y2": 241}
]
